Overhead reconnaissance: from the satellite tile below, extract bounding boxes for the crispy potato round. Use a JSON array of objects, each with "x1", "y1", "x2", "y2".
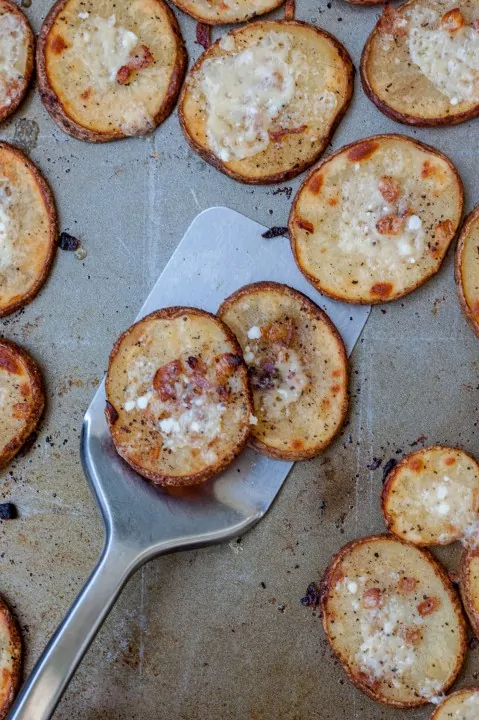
[
  {"x1": 218, "y1": 282, "x2": 348, "y2": 460},
  {"x1": 0, "y1": 595, "x2": 22, "y2": 720},
  {"x1": 289, "y1": 134, "x2": 463, "y2": 304},
  {"x1": 455, "y1": 204, "x2": 479, "y2": 339},
  {"x1": 179, "y1": 20, "x2": 353, "y2": 184},
  {"x1": 381, "y1": 446, "x2": 479, "y2": 546},
  {"x1": 0, "y1": 143, "x2": 57, "y2": 317},
  {"x1": 361, "y1": 0, "x2": 479, "y2": 126},
  {"x1": 430, "y1": 688, "x2": 479, "y2": 719},
  {"x1": 170, "y1": 0, "x2": 285, "y2": 25},
  {"x1": 37, "y1": 0, "x2": 187, "y2": 142},
  {"x1": 0, "y1": 0, "x2": 34, "y2": 125},
  {"x1": 0, "y1": 338, "x2": 45, "y2": 470},
  {"x1": 105, "y1": 307, "x2": 253, "y2": 487},
  {"x1": 460, "y1": 547, "x2": 479, "y2": 638},
  {"x1": 320, "y1": 535, "x2": 467, "y2": 708}
]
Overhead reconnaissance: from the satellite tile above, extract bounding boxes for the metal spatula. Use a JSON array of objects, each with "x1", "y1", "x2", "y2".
[{"x1": 8, "y1": 208, "x2": 370, "y2": 720}]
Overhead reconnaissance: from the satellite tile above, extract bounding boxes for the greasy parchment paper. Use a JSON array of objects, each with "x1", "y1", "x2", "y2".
[{"x1": 0, "y1": 1, "x2": 477, "y2": 719}]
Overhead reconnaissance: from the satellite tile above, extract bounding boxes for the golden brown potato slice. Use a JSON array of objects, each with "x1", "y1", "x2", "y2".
[
  {"x1": 179, "y1": 20, "x2": 353, "y2": 184},
  {"x1": 320, "y1": 535, "x2": 467, "y2": 707},
  {"x1": 0, "y1": 338, "x2": 45, "y2": 469},
  {"x1": 37, "y1": 0, "x2": 187, "y2": 142},
  {"x1": 382, "y1": 446, "x2": 479, "y2": 546},
  {"x1": 0, "y1": 595, "x2": 22, "y2": 720},
  {"x1": 218, "y1": 282, "x2": 348, "y2": 460},
  {"x1": 0, "y1": 0, "x2": 34, "y2": 124},
  {"x1": 361, "y1": 0, "x2": 479, "y2": 126},
  {"x1": 0, "y1": 143, "x2": 57, "y2": 317},
  {"x1": 456, "y1": 204, "x2": 479, "y2": 339},
  {"x1": 289, "y1": 134, "x2": 463, "y2": 304},
  {"x1": 170, "y1": 0, "x2": 285, "y2": 25},
  {"x1": 460, "y1": 547, "x2": 479, "y2": 637},
  {"x1": 430, "y1": 688, "x2": 479, "y2": 719},
  {"x1": 105, "y1": 307, "x2": 253, "y2": 486}
]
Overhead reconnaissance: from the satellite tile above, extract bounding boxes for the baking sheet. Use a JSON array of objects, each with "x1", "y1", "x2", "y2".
[{"x1": 0, "y1": 1, "x2": 478, "y2": 718}]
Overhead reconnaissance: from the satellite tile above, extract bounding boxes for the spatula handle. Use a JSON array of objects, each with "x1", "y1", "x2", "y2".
[{"x1": 8, "y1": 540, "x2": 139, "y2": 720}]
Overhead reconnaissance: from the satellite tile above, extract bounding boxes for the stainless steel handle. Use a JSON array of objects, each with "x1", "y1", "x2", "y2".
[{"x1": 8, "y1": 539, "x2": 139, "y2": 720}]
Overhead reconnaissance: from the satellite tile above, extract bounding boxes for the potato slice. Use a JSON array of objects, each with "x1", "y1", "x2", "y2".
[
  {"x1": 321, "y1": 535, "x2": 467, "y2": 707},
  {"x1": 430, "y1": 688, "x2": 479, "y2": 719},
  {"x1": 37, "y1": 0, "x2": 187, "y2": 142},
  {"x1": 0, "y1": 0, "x2": 34, "y2": 125},
  {"x1": 218, "y1": 282, "x2": 348, "y2": 460},
  {"x1": 0, "y1": 595, "x2": 22, "y2": 720},
  {"x1": 361, "y1": 0, "x2": 479, "y2": 126},
  {"x1": 179, "y1": 20, "x2": 353, "y2": 184},
  {"x1": 382, "y1": 446, "x2": 479, "y2": 546},
  {"x1": 170, "y1": 0, "x2": 285, "y2": 25},
  {"x1": 456, "y1": 204, "x2": 479, "y2": 339},
  {"x1": 460, "y1": 546, "x2": 479, "y2": 638},
  {"x1": 289, "y1": 134, "x2": 463, "y2": 304},
  {"x1": 105, "y1": 307, "x2": 252, "y2": 486},
  {"x1": 0, "y1": 142, "x2": 57, "y2": 317}
]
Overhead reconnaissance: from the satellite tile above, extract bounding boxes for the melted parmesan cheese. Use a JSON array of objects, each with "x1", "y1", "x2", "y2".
[
  {"x1": 73, "y1": 14, "x2": 138, "y2": 87},
  {"x1": 197, "y1": 32, "x2": 305, "y2": 161},
  {"x1": 420, "y1": 677, "x2": 444, "y2": 704},
  {"x1": 119, "y1": 101, "x2": 154, "y2": 136},
  {"x1": 0, "y1": 11, "x2": 28, "y2": 108},
  {"x1": 408, "y1": 5, "x2": 479, "y2": 104},
  {"x1": 159, "y1": 397, "x2": 225, "y2": 451},
  {"x1": 338, "y1": 170, "x2": 425, "y2": 268},
  {"x1": 260, "y1": 348, "x2": 308, "y2": 418}
]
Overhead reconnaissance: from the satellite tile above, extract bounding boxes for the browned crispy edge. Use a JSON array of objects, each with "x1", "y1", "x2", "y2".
[
  {"x1": 0, "y1": 595, "x2": 22, "y2": 720},
  {"x1": 0, "y1": 337, "x2": 45, "y2": 469},
  {"x1": 381, "y1": 445, "x2": 479, "y2": 546},
  {"x1": 289, "y1": 133, "x2": 464, "y2": 304},
  {"x1": 429, "y1": 686, "x2": 479, "y2": 719},
  {"x1": 460, "y1": 545, "x2": 479, "y2": 639},
  {"x1": 455, "y1": 203, "x2": 479, "y2": 340},
  {"x1": 36, "y1": 0, "x2": 188, "y2": 143},
  {"x1": 169, "y1": 0, "x2": 285, "y2": 25},
  {"x1": 320, "y1": 534, "x2": 468, "y2": 708},
  {"x1": 178, "y1": 20, "x2": 354, "y2": 185},
  {"x1": 0, "y1": 142, "x2": 57, "y2": 317},
  {"x1": 218, "y1": 281, "x2": 349, "y2": 461},
  {"x1": 105, "y1": 306, "x2": 253, "y2": 487},
  {"x1": 0, "y1": 0, "x2": 35, "y2": 124},
  {"x1": 360, "y1": 0, "x2": 479, "y2": 127}
]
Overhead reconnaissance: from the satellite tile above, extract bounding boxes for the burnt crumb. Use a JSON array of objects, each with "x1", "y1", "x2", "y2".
[
  {"x1": 410, "y1": 434, "x2": 428, "y2": 447},
  {"x1": 248, "y1": 364, "x2": 279, "y2": 390},
  {"x1": 0, "y1": 503, "x2": 17, "y2": 520},
  {"x1": 105, "y1": 401, "x2": 119, "y2": 424},
  {"x1": 319, "y1": 499, "x2": 326, "y2": 517},
  {"x1": 187, "y1": 356, "x2": 199, "y2": 369},
  {"x1": 277, "y1": 603, "x2": 286, "y2": 613},
  {"x1": 260, "y1": 581, "x2": 266, "y2": 589},
  {"x1": 469, "y1": 637, "x2": 479, "y2": 650},
  {"x1": 195, "y1": 22, "x2": 211, "y2": 49},
  {"x1": 261, "y1": 226, "x2": 289, "y2": 239},
  {"x1": 58, "y1": 232, "x2": 81, "y2": 251},
  {"x1": 272, "y1": 186, "x2": 292, "y2": 199},
  {"x1": 368, "y1": 457, "x2": 382, "y2": 471},
  {"x1": 382, "y1": 458, "x2": 397, "y2": 482},
  {"x1": 301, "y1": 582, "x2": 320, "y2": 608}
]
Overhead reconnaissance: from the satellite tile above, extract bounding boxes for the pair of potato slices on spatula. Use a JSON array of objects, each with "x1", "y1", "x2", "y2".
[{"x1": 105, "y1": 283, "x2": 348, "y2": 487}]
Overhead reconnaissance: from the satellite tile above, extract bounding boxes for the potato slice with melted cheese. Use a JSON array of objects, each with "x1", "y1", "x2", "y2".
[
  {"x1": 456, "y1": 204, "x2": 479, "y2": 339},
  {"x1": 430, "y1": 688, "x2": 479, "y2": 720},
  {"x1": 0, "y1": 0, "x2": 34, "y2": 124},
  {"x1": 0, "y1": 595, "x2": 22, "y2": 720},
  {"x1": 169, "y1": 0, "x2": 285, "y2": 25}
]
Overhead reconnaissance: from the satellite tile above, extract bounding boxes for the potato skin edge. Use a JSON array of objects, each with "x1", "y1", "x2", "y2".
[
  {"x1": 460, "y1": 545, "x2": 479, "y2": 639},
  {"x1": 218, "y1": 280, "x2": 349, "y2": 460},
  {"x1": 169, "y1": 0, "x2": 285, "y2": 25},
  {"x1": 0, "y1": 594, "x2": 22, "y2": 720},
  {"x1": 289, "y1": 133, "x2": 464, "y2": 304},
  {"x1": 320, "y1": 534, "x2": 468, "y2": 708},
  {"x1": 105, "y1": 306, "x2": 253, "y2": 487},
  {"x1": 178, "y1": 20, "x2": 354, "y2": 184},
  {"x1": 0, "y1": 0, "x2": 35, "y2": 125},
  {"x1": 455, "y1": 204, "x2": 479, "y2": 340},
  {"x1": 36, "y1": 0, "x2": 188, "y2": 143}
]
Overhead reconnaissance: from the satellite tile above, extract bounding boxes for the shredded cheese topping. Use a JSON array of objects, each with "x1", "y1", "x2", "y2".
[
  {"x1": 73, "y1": 14, "x2": 138, "y2": 87},
  {"x1": 408, "y1": 5, "x2": 479, "y2": 105}
]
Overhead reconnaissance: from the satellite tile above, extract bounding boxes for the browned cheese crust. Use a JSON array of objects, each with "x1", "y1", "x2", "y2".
[
  {"x1": 361, "y1": 0, "x2": 479, "y2": 126},
  {"x1": 179, "y1": 20, "x2": 354, "y2": 184},
  {"x1": 0, "y1": 595, "x2": 22, "y2": 720},
  {"x1": 0, "y1": 0, "x2": 34, "y2": 124},
  {"x1": 381, "y1": 446, "x2": 479, "y2": 546},
  {"x1": 105, "y1": 307, "x2": 253, "y2": 487},
  {"x1": 169, "y1": 0, "x2": 285, "y2": 25},
  {"x1": 455, "y1": 204, "x2": 479, "y2": 339},
  {"x1": 218, "y1": 282, "x2": 348, "y2": 460},
  {"x1": 289, "y1": 134, "x2": 463, "y2": 304},
  {"x1": 320, "y1": 535, "x2": 467, "y2": 707},
  {"x1": 37, "y1": 0, "x2": 187, "y2": 142},
  {"x1": 0, "y1": 142, "x2": 57, "y2": 317},
  {"x1": 0, "y1": 338, "x2": 45, "y2": 469}
]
